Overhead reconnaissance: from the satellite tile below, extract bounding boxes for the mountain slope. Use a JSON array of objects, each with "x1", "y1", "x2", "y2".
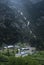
[{"x1": 0, "y1": 0, "x2": 44, "y2": 50}]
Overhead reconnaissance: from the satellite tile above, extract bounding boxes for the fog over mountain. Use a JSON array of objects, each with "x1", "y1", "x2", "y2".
[{"x1": 0, "y1": 0, "x2": 44, "y2": 50}]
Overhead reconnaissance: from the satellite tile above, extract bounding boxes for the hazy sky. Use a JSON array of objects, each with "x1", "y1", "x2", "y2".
[{"x1": 30, "y1": 0, "x2": 42, "y2": 3}]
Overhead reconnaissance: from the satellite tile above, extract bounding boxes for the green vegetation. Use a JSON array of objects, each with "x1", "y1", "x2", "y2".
[
  {"x1": 0, "y1": 1, "x2": 44, "y2": 50},
  {"x1": 0, "y1": 51, "x2": 44, "y2": 65}
]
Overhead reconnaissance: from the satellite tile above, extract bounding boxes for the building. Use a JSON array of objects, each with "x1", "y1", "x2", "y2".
[{"x1": 15, "y1": 46, "x2": 36, "y2": 57}]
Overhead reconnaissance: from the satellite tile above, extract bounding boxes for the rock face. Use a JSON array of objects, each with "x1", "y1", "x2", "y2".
[
  {"x1": 0, "y1": 2, "x2": 29, "y2": 45},
  {"x1": 0, "y1": 0, "x2": 44, "y2": 49}
]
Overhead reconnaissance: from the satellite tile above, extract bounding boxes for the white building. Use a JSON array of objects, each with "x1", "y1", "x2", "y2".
[
  {"x1": 15, "y1": 46, "x2": 36, "y2": 57},
  {"x1": 4, "y1": 45, "x2": 36, "y2": 57}
]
